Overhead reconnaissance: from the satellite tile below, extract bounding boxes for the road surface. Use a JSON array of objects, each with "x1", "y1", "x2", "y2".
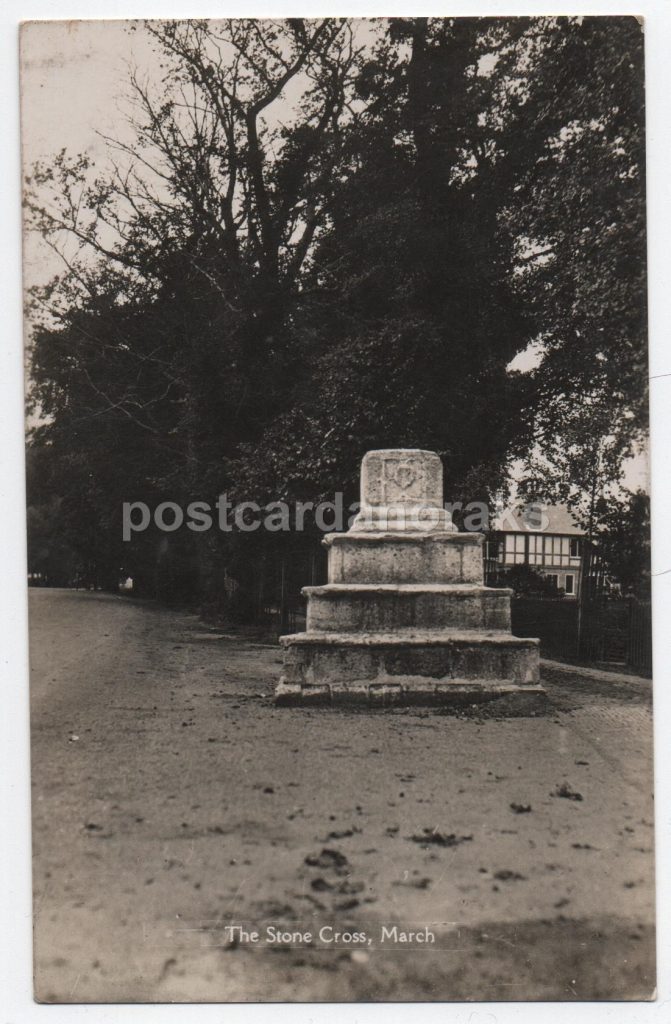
[{"x1": 29, "y1": 588, "x2": 655, "y2": 1001}]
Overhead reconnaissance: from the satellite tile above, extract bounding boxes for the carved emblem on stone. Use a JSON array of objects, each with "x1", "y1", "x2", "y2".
[
  {"x1": 391, "y1": 463, "x2": 416, "y2": 491},
  {"x1": 352, "y1": 448, "x2": 453, "y2": 532}
]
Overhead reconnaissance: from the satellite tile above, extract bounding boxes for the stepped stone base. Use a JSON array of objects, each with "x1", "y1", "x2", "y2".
[
  {"x1": 325, "y1": 531, "x2": 483, "y2": 584},
  {"x1": 275, "y1": 680, "x2": 547, "y2": 708},
  {"x1": 278, "y1": 629, "x2": 541, "y2": 707},
  {"x1": 275, "y1": 449, "x2": 543, "y2": 710},
  {"x1": 305, "y1": 584, "x2": 511, "y2": 632}
]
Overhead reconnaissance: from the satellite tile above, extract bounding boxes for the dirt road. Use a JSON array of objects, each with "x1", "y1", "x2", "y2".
[{"x1": 29, "y1": 588, "x2": 655, "y2": 1001}]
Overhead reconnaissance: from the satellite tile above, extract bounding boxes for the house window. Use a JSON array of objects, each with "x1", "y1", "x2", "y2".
[
  {"x1": 545, "y1": 573, "x2": 559, "y2": 589},
  {"x1": 528, "y1": 534, "x2": 543, "y2": 566},
  {"x1": 504, "y1": 534, "x2": 526, "y2": 564},
  {"x1": 543, "y1": 536, "x2": 572, "y2": 567},
  {"x1": 564, "y1": 574, "x2": 575, "y2": 595},
  {"x1": 570, "y1": 538, "x2": 580, "y2": 558},
  {"x1": 560, "y1": 537, "x2": 570, "y2": 565},
  {"x1": 544, "y1": 536, "x2": 557, "y2": 569}
]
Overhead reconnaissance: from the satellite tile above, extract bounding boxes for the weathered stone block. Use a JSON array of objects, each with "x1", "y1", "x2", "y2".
[
  {"x1": 325, "y1": 531, "x2": 484, "y2": 585},
  {"x1": 350, "y1": 449, "x2": 455, "y2": 532},
  {"x1": 305, "y1": 584, "x2": 511, "y2": 632},
  {"x1": 275, "y1": 679, "x2": 548, "y2": 709},
  {"x1": 279, "y1": 630, "x2": 540, "y2": 687}
]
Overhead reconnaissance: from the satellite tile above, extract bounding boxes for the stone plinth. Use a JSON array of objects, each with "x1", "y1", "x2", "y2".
[
  {"x1": 276, "y1": 449, "x2": 543, "y2": 708},
  {"x1": 350, "y1": 449, "x2": 455, "y2": 533},
  {"x1": 325, "y1": 531, "x2": 483, "y2": 584},
  {"x1": 305, "y1": 585, "x2": 512, "y2": 632}
]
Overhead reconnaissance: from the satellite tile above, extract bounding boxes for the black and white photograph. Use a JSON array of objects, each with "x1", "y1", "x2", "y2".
[{"x1": 19, "y1": 12, "x2": 658, "y2": 1004}]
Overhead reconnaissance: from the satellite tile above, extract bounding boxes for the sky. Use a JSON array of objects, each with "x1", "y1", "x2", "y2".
[
  {"x1": 19, "y1": 18, "x2": 649, "y2": 493},
  {"x1": 21, "y1": 20, "x2": 157, "y2": 289}
]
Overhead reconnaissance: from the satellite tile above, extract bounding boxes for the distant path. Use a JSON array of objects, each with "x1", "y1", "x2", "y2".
[
  {"x1": 541, "y1": 656, "x2": 651, "y2": 687},
  {"x1": 29, "y1": 589, "x2": 655, "y2": 1002}
]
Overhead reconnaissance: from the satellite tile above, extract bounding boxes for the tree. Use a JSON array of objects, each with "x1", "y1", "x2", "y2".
[
  {"x1": 593, "y1": 490, "x2": 651, "y2": 597},
  {"x1": 239, "y1": 17, "x2": 647, "y2": 512},
  {"x1": 510, "y1": 17, "x2": 647, "y2": 504},
  {"x1": 516, "y1": 391, "x2": 636, "y2": 532},
  {"x1": 26, "y1": 20, "x2": 361, "y2": 474},
  {"x1": 232, "y1": 18, "x2": 537, "y2": 508},
  {"x1": 25, "y1": 18, "x2": 362, "y2": 601},
  {"x1": 24, "y1": 17, "x2": 648, "y2": 614}
]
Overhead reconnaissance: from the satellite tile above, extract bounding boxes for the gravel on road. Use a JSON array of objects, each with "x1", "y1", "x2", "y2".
[{"x1": 29, "y1": 589, "x2": 655, "y2": 1002}]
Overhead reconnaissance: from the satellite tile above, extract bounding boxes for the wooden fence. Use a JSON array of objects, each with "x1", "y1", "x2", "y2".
[
  {"x1": 511, "y1": 596, "x2": 652, "y2": 676},
  {"x1": 626, "y1": 598, "x2": 653, "y2": 675}
]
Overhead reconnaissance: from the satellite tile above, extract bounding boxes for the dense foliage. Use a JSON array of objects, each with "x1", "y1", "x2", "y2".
[{"x1": 25, "y1": 17, "x2": 648, "y2": 608}]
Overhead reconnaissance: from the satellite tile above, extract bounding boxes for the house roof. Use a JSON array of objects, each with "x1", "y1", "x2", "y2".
[{"x1": 492, "y1": 503, "x2": 585, "y2": 536}]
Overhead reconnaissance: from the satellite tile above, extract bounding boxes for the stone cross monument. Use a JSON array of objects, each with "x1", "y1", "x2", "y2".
[{"x1": 276, "y1": 449, "x2": 543, "y2": 707}]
